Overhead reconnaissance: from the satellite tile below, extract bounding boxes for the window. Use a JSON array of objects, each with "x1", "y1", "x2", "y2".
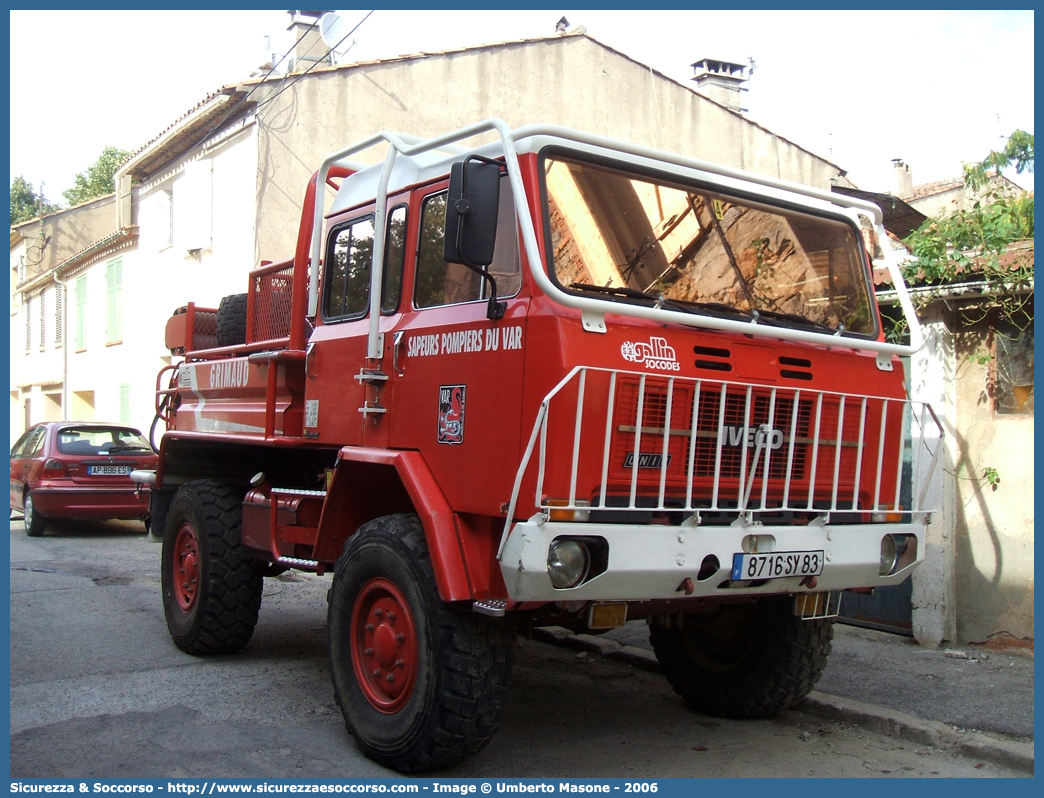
[
  {"x1": 542, "y1": 153, "x2": 875, "y2": 336},
  {"x1": 995, "y1": 316, "x2": 1033, "y2": 415},
  {"x1": 55, "y1": 284, "x2": 63, "y2": 345},
  {"x1": 12, "y1": 426, "x2": 46, "y2": 458},
  {"x1": 24, "y1": 295, "x2": 32, "y2": 352},
  {"x1": 160, "y1": 189, "x2": 173, "y2": 248},
  {"x1": 39, "y1": 288, "x2": 47, "y2": 351},
  {"x1": 383, "y1": 206, "x2": 407, "y2": 313},
  {"x1": 321, "y1": 206, "x2": 408, "y2": 321},
  {"x1": 75, "y1": 275, "x2": 87, "y2": 350},
  {"x1": 323, "y1": 216, "x2": 375, "y2": 320},
  {"x1": 106, "y1": 257, "x2": 123, "y2": 343},
  {"x1": 414, "y1": 179, "x2": 520, "y2": 309},
  {"x1": 175, "y1": 160, "x2": 212, "y2": 252},
  {"x1": 119, "y1": 384, "x2": 131, "y2": 424}
]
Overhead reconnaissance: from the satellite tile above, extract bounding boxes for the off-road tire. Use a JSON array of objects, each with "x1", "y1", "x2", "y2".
[
  {"x1": 24, "y1": 491, "x2": 46, "y2": 537},
  {"x1": 650, "y1": 595, "x2": 833, "y2": 718},
  {"x1": 161, "y1": 480, "x2": 263, "y2": 654},
  {"x1": 328, "y1": 514, "x2": 515, "y2": 772},
  {"x1": 215, "y1": 293, "x2": 248, "y2": 347}
]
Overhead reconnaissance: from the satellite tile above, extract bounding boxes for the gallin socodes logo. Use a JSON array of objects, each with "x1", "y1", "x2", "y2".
[{"x1": 620, "y1": 336, "x2": 680, "y2": 371}]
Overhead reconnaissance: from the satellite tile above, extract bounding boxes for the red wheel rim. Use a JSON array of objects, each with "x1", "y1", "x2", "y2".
[
  {"x1": 350, "y1": 577, "x2": 418, "y2": 713},
  {"x1": 172, "y1": 522, "x2": 200, "y2": 612}
]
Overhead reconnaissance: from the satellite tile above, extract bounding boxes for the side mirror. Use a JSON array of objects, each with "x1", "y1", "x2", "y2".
[{"x1": 444, "y1": 158, "x2": 501, "y2": 267}]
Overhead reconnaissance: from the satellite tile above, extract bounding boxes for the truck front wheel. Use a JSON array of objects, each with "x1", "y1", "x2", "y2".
[
  {"x1": 327, "y1": 514, "x2": 515, "y2": 772},
  {"x1": 161, "y1": 480, "x2": 263, "y2": 654},
  {"x1": 650, "y1": 596, "x2": 833, "y2": 718}
]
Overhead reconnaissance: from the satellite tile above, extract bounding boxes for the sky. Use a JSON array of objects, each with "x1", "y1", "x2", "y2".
[{"x1": 8, "y1": 9, "x2": 1035, "y2": 204}]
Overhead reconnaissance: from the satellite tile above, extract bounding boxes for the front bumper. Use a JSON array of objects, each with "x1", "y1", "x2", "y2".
[{"x1": 499, "y1": 517, "x2": 924, "y2": 602}]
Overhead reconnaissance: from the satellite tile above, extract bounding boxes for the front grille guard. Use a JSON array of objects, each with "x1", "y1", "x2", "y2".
[{"x1": 499, "y1": 366, "x2": 943, "y2": 559}]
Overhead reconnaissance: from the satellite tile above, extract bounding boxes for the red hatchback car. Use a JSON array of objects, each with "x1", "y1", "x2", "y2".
[{"x1": 9, "y1": 422, "x2": 158, "y2": 536}]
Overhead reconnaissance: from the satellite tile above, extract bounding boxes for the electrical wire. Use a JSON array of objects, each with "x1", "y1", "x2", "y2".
[
  {"x1": 176, "y1": 15, "x2": 325, "y2": 159},
  {"x1": 255, "y1": 11, "x2": 374, "y2": 116}
]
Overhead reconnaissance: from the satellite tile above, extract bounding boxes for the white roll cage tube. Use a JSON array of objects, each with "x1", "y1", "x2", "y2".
[{"x1": 307, "y1": 119, "x2": 924, "y2": 361}]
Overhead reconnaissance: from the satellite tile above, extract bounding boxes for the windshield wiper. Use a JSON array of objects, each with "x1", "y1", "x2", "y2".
[
  {"x1": 751, "y1": 308, "x2": 839, "y2": 334},
  {"x1": 106, "y1": 445, "x2": 152, "y2": 453},
  {"x1": 569, "y1": 283, "x2": 659, "y2": 303}
]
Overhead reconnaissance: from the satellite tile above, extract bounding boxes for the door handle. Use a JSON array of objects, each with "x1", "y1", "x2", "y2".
[
  {"x1": 392, "y1": 331, "x2": 405, "y2": 376},
  {"x1": 305, "y1": 342, "x2": 317, "y2": 378}
]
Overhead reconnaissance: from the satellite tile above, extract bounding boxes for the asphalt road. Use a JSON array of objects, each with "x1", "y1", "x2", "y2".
[{"x1": 8, "y1": 517, "x2": 1028, "y2": 779}]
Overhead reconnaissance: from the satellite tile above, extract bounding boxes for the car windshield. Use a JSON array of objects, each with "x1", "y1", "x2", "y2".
[
  {"x1": 542, "y1": 154, "x2": 877, "y2": 336},
  {"x1": 56, "y1": 427, "x2": 152, "y2": 456}
]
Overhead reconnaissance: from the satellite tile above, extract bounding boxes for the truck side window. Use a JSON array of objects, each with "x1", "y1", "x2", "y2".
[
  {"x1": 382, "y1": 205, "x2": 407, "y2": 313},
  {"x1": 414, "y1": 178, "x2": 520, "y2": 309},
  {"x1": 323, "y1": 216, "x2": 375, "y2": 320}
]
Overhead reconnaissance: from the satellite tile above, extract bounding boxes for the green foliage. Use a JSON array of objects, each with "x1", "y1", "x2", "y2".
[
  {"x1": 903, "y1": 192, "x2": 1034, "y2": 283},
  {"x1": 62, "y1": 145, "x2": 131, "y2": 206},
  {"x1": 982, "y1": 466, "x2": 1001, "y2": 491},
  {"x1": 902, "y1": 128, "x2": 1034, "y2": 288},
  {"x1": 963, "y1": 129, "x2": 1034, "y2": 190},
  {"x1": 886, "y1": 131, "x2": 1035, "y2": 344},
  {"x1": 9, "y1": 175, "x2": 57, "y2": 225}
]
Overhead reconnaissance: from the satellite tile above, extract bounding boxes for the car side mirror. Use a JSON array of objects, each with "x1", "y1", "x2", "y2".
[{"x1": 444, "y1": 157, "x2": 501, "y2": 267}]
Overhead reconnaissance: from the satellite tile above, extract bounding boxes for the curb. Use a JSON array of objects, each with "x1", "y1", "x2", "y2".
[{"x1": 532, "y1": 626, "x2": 1034, "y2": 775}]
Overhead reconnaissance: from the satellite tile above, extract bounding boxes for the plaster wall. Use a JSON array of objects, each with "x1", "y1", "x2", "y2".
[
  {"x1": 248, "y1": 36, "x2": 843, "y2": 262},
  {"x1": 11, "y1": 196, "x2": 117, "y2": 283},
  {"x1": 950, "y1": 322, "x2": 1034, "y2": 644}
]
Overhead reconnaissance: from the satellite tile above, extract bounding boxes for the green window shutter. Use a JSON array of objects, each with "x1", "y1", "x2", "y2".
[
  {"x1": 75, "y1": 275, "x2": 87, "y2": 350},
  {"x1": 55, "y1": 285, "x2": 63, "y2": 344},
  {"x1": 106, "y1": 258, "x2": 123, "y2": 343},
  {"x1": 119, "y1": 383, "x2": 130, "y2": 424}
]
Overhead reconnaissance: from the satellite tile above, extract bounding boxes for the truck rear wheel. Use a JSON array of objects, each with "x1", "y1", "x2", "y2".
[
  {"x1": 161, "y1": 480, "x2": 263, "y2": 654},
  {"x1": 327, "y1": 514, "x2": 514, "y2": 772},
  {"x1": 650, "y1": 596, "x2": 833, "y2": 718},
  {"x1": 215, "y1": 293, "x2": 248, "y2": 347}
]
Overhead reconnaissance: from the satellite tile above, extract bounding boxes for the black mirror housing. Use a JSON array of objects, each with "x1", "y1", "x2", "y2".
[{"x1": 444, "y1": 158, "x2": 501, "y2": 266}]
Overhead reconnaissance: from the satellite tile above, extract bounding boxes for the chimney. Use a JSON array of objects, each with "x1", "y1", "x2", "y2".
[
  {"x1": 691, "y1": 58, "x2": 749, "y2": 113},
  {"x1": 286, "y1": 10, "x2": 332, "y2": 73},
  {"x1": 892, "y1": 159, "x2": 913, "y2": 199}
]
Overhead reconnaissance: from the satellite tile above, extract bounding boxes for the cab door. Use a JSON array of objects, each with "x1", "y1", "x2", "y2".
[
  {"x1": 386, "y1": 178, "x2": 529, "y2": 518},
  {"x1": 304, "y1": 200, "x2": 409, "y2": 448}
]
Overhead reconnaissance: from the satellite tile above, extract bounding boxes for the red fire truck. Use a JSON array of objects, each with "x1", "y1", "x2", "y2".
[{"x1": 142, "y1": 120, "x2": 941, "y2": 772}]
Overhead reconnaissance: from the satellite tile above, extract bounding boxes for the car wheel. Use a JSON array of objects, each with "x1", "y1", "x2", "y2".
[
  {"x1": 650, "y1": 595, "x2": 834, "y2": 718},
  {"x1": 161, "y1": 480, "x2": 263, "y2": 654},
  {"x1": 24, "y1": 492, "x2": 46, "y2": 537},
  {"x1": 327, "y1": 514, "x2": 515, "y2": 772}
]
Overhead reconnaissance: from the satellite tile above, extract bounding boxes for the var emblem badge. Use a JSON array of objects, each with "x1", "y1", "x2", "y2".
[{"x1": 437, "y1": 384, "x2": 466, "y2": 445}]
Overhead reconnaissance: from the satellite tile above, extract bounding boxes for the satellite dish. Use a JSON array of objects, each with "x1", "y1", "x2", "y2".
[{"x1": 319, "y1": 12, "x2": 349, "y2": 48}]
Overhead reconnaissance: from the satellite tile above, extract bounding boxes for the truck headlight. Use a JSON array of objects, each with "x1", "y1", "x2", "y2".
[
  {"x1": 547, "y1": 539, "x2": 590, "y2": 589},
  {"x1": 879, "y1": 535, "x2": 899, "y2": 575}
]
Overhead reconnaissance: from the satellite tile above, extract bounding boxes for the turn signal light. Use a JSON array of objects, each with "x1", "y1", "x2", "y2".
[
  {"x1": 872, "y1": 505, "x2": 904, "y2": 523},
  {"x1": 545, "y1": 499, "x2": 591, "y2": 523},
  {"x1": 42, "y1": 458, "x2": 67, "y2": 479}
]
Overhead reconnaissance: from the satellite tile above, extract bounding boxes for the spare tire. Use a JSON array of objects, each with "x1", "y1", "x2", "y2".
[{"x1": 216, "y1": 293, "x2": 248, "y2": 347}]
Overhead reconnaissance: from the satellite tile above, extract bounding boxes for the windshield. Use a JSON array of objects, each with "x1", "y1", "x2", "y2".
[
  {"x1": 57, "y1": 427, "x2": 153, "y2": 455},
  {"x1": 542, "y1": 154, "x2": 877, "y2": 336}
]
